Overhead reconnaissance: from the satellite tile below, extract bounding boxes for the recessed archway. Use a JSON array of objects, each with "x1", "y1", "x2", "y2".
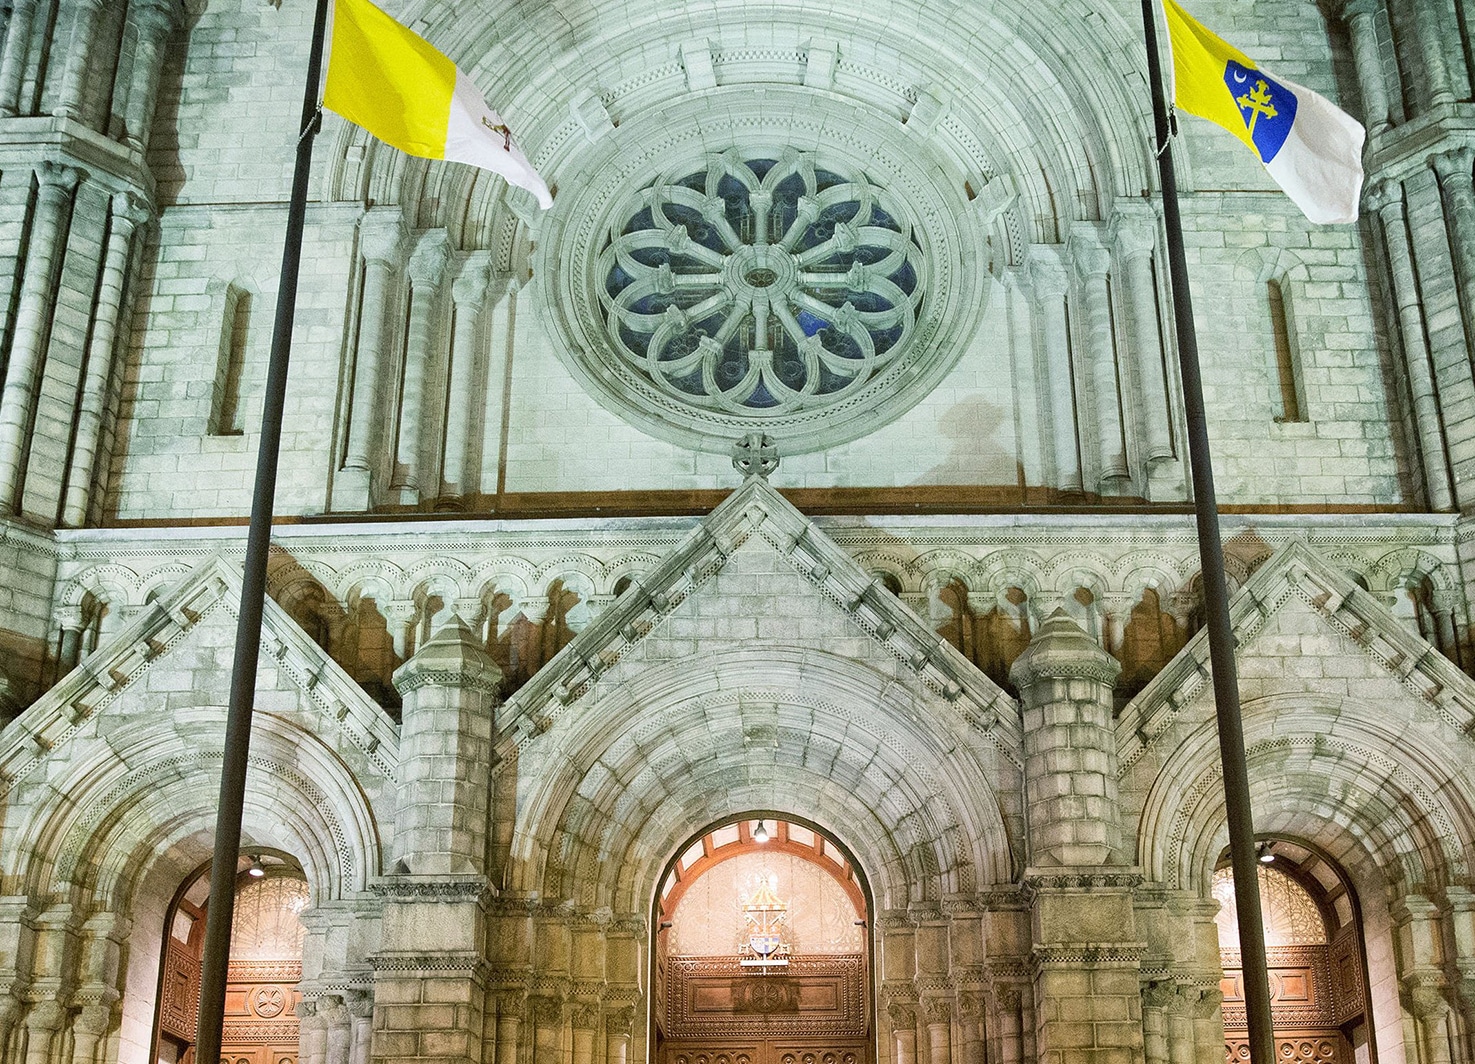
[
  {"x1": 1214, "y1": 837, "x2": 1376, "y2": 1064},
  {"x1": 650, "y1": 815, "x2": 875, "y2": 1064}
]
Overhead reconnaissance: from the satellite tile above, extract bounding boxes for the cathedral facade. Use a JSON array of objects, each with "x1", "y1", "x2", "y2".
[{"x1": 1, "y1": 2, "x2": 1474, "y2": 1064}]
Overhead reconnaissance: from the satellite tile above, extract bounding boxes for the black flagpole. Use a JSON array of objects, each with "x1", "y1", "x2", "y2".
[
  {"x1": 194, "y1": 0, "x2": 331, "y2": 1059},
  {"x1": 1139, "y1": 3, "x2": 1276, "y2": 1063}
]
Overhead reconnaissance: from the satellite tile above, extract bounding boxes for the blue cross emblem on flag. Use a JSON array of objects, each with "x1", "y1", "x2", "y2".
[{"x1": 1223, "y1": 60, "x2": 1299, "y2": 164}]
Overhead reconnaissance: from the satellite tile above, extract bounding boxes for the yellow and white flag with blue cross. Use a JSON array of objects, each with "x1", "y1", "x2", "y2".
[
  {"x1": 1164, "y1": 0, "x2": 1365, "y2": 224},
  {"x1": 324, "y1": 0, "x2": 552, "y2": 209}
]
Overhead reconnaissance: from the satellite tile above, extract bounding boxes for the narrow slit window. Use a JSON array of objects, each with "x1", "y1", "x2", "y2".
[
  {"x1": 1267, "y1": 279, "x2": 1306, "y2": 423},
  {"x1": 210, "y1": 284, "x2": 250, "y2": 436}
]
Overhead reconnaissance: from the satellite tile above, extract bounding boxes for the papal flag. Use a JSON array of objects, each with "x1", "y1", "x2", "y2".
[
  {"x1": 324, "y1": 0, "x2": 553, "y2": 208},
  {"x1": 1164, "y1": 0, "x2": 1364, "y2": 224}
]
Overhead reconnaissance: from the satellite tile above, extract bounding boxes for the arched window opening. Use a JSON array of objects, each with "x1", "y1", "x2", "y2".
[
  {"x1": 653, "y1": 818, "x2": 872, "y2": 1064},
  {"x1": 210, "y1": 284, "x2": 252, "y2": 436},
  {"x1": 1267, "y1": 279, "x2": 1307, "y2": 423},
  {"x1": 153, "y1": 851, "x2": 308, "y2": 1064},
  {"x1": 1214, "y1": 840, "x2": 1373, "y2": 1064}
]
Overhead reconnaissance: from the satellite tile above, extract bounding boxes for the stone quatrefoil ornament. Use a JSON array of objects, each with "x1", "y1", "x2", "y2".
[{"x1": 597, "y1": 151, "x2": 928, "y2": 416}]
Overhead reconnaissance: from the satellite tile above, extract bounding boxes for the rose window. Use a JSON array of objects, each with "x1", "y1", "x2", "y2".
[{"x1": 597, "y1": 153, "x2": 928, "y2": 415}]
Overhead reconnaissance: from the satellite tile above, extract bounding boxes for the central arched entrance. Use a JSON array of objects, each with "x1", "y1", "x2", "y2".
[{"x1": 651, "y1": 817, "x2": 874, "y2": 1064}]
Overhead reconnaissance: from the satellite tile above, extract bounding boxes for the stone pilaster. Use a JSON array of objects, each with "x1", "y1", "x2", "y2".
[
  {"x1": 1366, "y1": 180, "x2": 1455, "y2": 511},
  {"x1": 119, "y1": 0, "x2": 181, "y2": 152},
  {"x1": 439, "y1": 253, "x2": 494, "y2": 509},
  {"x1": 336, "y1": 209, "x2": 405, "y2": 511},
  {"x1": 1028, "y1": 248, "x2": 1082, "y2": 494},
  {"x1": 1070, "y1": 226, "x2": 1128, "y2": 488},
  {"x1": 391, "y1": 230, "x2": 452, "y2": 506},
  {"x1": 1026, "y1": 872, "x2": 1147, "y2": 1064},
  {"x1": 369, "y1": 881, "x2": 490, "y2": 1064},
  {"x1": 0, "y1": 0, "x2": 38, "y2": 116},
  {"x1": 1336, "y1": 0, "x2": 1392, "y2": 134},
  {"x1": 62, "y1": 191, "x2": 149, "y2": 528},
  {"x1": 1110, "y1": 205, "x2": 1174, "y2": 469},
  {"x1": 1010, "y1": 609, "x2": 1122, "y2": 866},
  {"x1": 391, "y1": 616, "x2": 501, "y2": 875},
  {"x1": 0, "y1": 162, "x2": 82, "y2": 513}
]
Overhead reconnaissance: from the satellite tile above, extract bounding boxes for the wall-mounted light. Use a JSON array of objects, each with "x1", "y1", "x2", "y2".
[
  {"x1": 247, "y1": 855, "x2": 267, "y2": 877},
  {"x1": 753, "y1": 820, "x2": 770, "y2": 844},
  {"x1": 1257, "y1": 842, "x2": 1275, "y2": 864}
]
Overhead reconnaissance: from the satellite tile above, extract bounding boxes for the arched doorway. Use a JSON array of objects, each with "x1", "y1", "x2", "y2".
[
  {"x1": 1215, "y1": 839, "x2": 1374, "y2": 1064},
  {"x1": 652, "y1": 817, "x2": 874, "y2": 1064},
  {"x1": 152, "y1": 851, "x2": 309, "y2": 1064}
]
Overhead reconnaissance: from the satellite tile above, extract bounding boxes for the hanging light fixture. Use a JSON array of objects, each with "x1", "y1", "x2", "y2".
[
  {"x1": 247, "y1": 855, "x2": 267, "y2": 877},
  {"x1": 752, "y1": 820, "x2": 770, "y2": 844},
  {"x1": 1257, "y1": 842, "x2": 1275, "y2": 864}
]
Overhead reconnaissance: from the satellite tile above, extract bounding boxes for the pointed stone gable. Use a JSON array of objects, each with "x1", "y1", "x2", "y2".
[
  {"x1": 1116, "y1": 541, "x2": 1475, "y2": 774},
  {"x1": 500, "y1": 477, "x2": 1020, "y2": 759},
  {"x1": 0, "y1": 554, "x2": 400, "y2": 803}
]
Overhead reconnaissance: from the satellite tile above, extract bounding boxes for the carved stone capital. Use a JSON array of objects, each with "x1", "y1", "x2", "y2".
[
  {"x1": 359, "y1": 209, "x2": 406, "y2": 264},
  {"x1": 604, "y1": 1004, "x2": 635, "y2": 1034},
  {"x1": 530, "y1": 996, "x2": 564, "y2": 1026},
  {"x1": 1335, "y1": 0, "x2": 1379, "y2": 21},
  {"x1": 1067, "y1": 224, "x2": 1111, "y2": 279},
  {"x1": 1026, "y1": 246, "x2": 1068, "y2": 298},
  {"x1": 36, "y1": 161, "x2": 83, "y2": 197},
  {"x1": 1109, "y1": 204, "x2": 1158, "y2": 260},
  {"x1": 452, "y1": 251, "x2": 494, "y2": 307},
  {"x1": 887, "y1": 1002, "x2": 917, "y2": 1028},
  {"x1": 407, "y1": 229, "x2": 452, "y2": 287},
  {"x1": 110, "y1": 191, "x2": 152, "y2": 232},
  {"x1": 1363, "y1": 179, "x2": 1403, "y2": 217},
  {"x1": 922, "y1": 997, "x2": 953, "y2": 1025},
  {"x1": 1432, "y1": 147, "x2": 1475, "y2": 188}
]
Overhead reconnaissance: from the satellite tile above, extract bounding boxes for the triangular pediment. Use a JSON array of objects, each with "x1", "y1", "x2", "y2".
[
  {"x1": 500, "y1": 476, "x2": 1020, "y2": 754},
  {"x1": 1116, "y1": 541, "x2": 1475, "y2": 770},
  {"x1": 0, "y1": 554, "x2": 399, "y2": 798}
]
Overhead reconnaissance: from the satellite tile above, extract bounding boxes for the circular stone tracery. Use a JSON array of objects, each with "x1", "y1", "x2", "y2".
[{"x1": 597, "y1": 153, "x2": 928, "y2": 417}]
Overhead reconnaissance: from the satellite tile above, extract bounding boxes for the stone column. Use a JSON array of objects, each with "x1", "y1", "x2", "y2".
[
  {"x1": 1010, "y1": 609, "x2": 1122, "y2": 865},
  {"x1": 62, "y1": 192, "x2": 149, "y2": 527},
  {"x1": 531, "y1": 998, "x2": 563, "y2": 1062},
  {"x1": 322, "y1": 995, "x2": 352, "y2": 1064},
  {"x1": 923, "y1": 999, "x2": 952, "y2": 1064},
  {"x1": 1110, "y1": 207, "x2": 1174, "y2": 465},
  {"x1": 957, "y1": 993, "x2": 986, "y2": 1064},
  {"x1": 1070, "y1": 227, "x2": 1128, "y2": 486},
  {"x1": 1141, "y1": 983, "x2": 1173, "y2": 1064},
  {"x1": 23, "y1": 1001, "x2": 66, "y2": 1064},
  {"x1": 495, "y1": 992, "x2": 524, "y2": 1064},
  {"x1": 889, "y1": 1003, "x2": 918, "y2": 1064},
  {"x1": 1027, "y1": 248, "x2": 1082, "y2": 493},
  {"x1": 0, "y1": 162, "x2": 82, "y2": 513},
  {"x1": 390, "y1": 229, "x2": 451, "y2": 505},
  {"x1": 0, "y1": 994, "x2": 21, "y2": 1064},
  {"x1": 1410, "y1": 1, "x2": 1455, "y2": 111},
  {"x1": 1336, "y1": 0, "x2": 1392, "y2": 133},
  {"x1": 439, "y1": 252, "x2": 493, "y2": 508},
  {"x1": 570, "y1": 1005, "x2": 597, "y2": 1064},
  {"x1": 69, "y1": 1003, "x2": 110, "y2": 1064},
  {"x1": 1165, "y1": 989, "x2": 1194, "y2": 1064},
  {"x1": 54, "y1": 0, "x2": 105, "y2": 122},
  {"x1": 347, "y1": 990, "x2": 374, "y2": 1064},
  {"x1": 0, "y1": 0, "x2": 37, "y2": 116},
  {"x1": 603, "y1": 1005, "x2": 633, "y2": 1064},
  {"x1": 337, "y1": 209, "x2": 405, "y2": 511},
  {"x1": 299, "y1": 999, "x2": 328, "y2": 1064},
  {"x1": 120, "y1": 0, "x2": 179, "y2": 152},
  {"x1": 391, "y1": 616, "x2": 501, "y2": 874},
  {"x1": 1366, "y1": 180, "x2": 1454, "y2": 511},
  {"x1": 1433, "y1": 149, "x2": 1475, "y2": 347}
]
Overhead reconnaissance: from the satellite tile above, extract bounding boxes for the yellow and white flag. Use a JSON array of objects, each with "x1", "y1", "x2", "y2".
[
  {"x1": 324, "y1": 0, "x2": 552, "y2": 209},
  {"x1": 1164, "y1": 0, "x2": 1364, "y2": 224}
]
